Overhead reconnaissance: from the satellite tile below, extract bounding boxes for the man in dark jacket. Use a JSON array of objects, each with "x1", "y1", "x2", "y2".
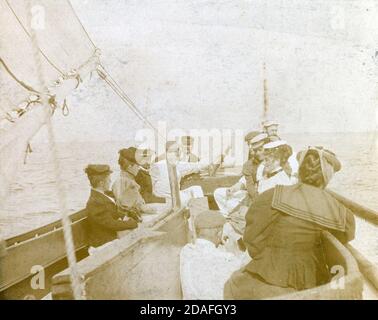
[{"x1": 84, "y1": 164, "x2": 138, "y2": 249}]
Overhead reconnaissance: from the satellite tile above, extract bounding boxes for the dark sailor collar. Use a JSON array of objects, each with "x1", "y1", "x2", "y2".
[{"x1": 272, "y1": 184, "x2": 349, "y2": 231}]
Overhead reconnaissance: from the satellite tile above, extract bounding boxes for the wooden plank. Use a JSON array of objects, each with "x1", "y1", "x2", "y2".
[
  {"x1": 5, "y1": 171, "x2": 377, "y2": 299},
  {"x1": 181, "y1": 174, "x2": 241, "y2": 196},
  {"x1": 0, "y1": 239, "x2": 6, "y2": 258},
  {"x1": 52, "y1": 208, "x2": 188, "y2": 300},
  {"x1": 0, "y1": 247, "x2": 88, "y2": 300},
  {"x1": 167, "y1": 162, "x2": 181, "y2": 210},
  {"x1": 328, "y1": 190, "x2": 378, "y2": 226},
  {"x1": 0, "y1": 215, "x2": 88, "y2": 292},
  {"x1": 347, "y1": 244, "x2": 378, "y2": 291},
  {"x1": 5, "y1": 210, "x2": 87, "y2": 247}
]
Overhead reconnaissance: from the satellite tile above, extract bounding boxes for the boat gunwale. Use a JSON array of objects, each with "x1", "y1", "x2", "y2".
[
  {"x1": 52, "y1": 207, "x2": 186, "y2": 284},
  {"x1": 4, "y1": 172, "x2": 378, "y2": 298},
  {"x1": 347, "y1": 244, "x2": 378, "y2": 292},
  {"x1": 0, "y1": 244, "x2": 87, "y2": 293},
  {"x1": 0, "y1": 214, "x2": 88, "y2": 292},
  {"x1": 328, "y1": 189, "x2": 378, "y2": 227},
  {"x1": 4, "y1": 209, "x2": 87, "y2": 248},
  {"x1": 54, "y1": 230, "x2": 166, "y2": 285}
]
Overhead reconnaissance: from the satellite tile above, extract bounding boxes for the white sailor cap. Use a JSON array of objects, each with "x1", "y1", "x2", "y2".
[
  {"x1": 262, "y1": 120, "x2": 279, "y2": 128},
  {"x1": 250, "y1": 133, "x2": 268, "y2": 145},
  {"x1": 263, "y1": 140, "x2": 287, "y2": 150}
]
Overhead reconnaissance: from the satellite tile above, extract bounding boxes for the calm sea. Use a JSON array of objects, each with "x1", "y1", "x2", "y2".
[{"x1": 1, "y1": 132, "x2": 377, "y2": 263}]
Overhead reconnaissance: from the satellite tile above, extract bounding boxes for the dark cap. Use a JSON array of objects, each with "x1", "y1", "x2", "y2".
[
  {"x1": 84, "y1": 164, "x2": 113, "y2": 176},
  {"x1": 194, "y1": 210, "x2": 226, "y2": 229},
  {"x1": 119, "y1": 147, "x2": 137, "y2": 165}
]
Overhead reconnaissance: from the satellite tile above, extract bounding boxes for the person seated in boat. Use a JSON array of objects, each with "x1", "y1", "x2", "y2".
[
  {"x1": 133, "y1": 148, "x2": 167, "y2": 204},
  {"x1": 84, "y1": 164, "x2": 139, "y2": 252},
  {"x1": 262, "y1": 120, "x2": 280, "y2": 142},
  {"x1": 112, "y1": 147, "x2": 169, "y2": 222},
  {"x1": 261, "y1": 120, "x2": 299, "y2": 176},
  {"x1": 150, "y1": 141, "x2": 213, "y2": 207},
  {"x1": 224, "y1": 146, "x2": 356, "y2": 299},
  {"x1": 180, "y1": 210, "x2": 245, "y2": 300},
  {"x1": 256, "y1": 140, "x2": 296, "y2": 194},
  {"x1": 214, "y1": 132, "x2": 269, "y2": 216},
  {"x1": 180, "y1": 135, "x2": 200, "y2": 162},
  {"x1": 214, "y1": 132, "x2": 270, "y2": 256}
]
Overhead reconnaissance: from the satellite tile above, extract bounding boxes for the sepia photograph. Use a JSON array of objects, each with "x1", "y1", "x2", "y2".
[{"x1": 0, "y1": 0, "x2": 377, "y2": 303}]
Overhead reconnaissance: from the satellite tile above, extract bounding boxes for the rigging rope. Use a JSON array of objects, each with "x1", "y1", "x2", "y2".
[
  {"x1": 25, "y1": 0, "x2": 84, "y2": 300},
  {"x1": 67, "y1": 0, "x2": 97, "y2": 49},
  {"x1": 0, "y1": 57, "x2": 39, "y2": 93},
  {"x1": 97, "y1": 65, "x2": 160, "y2": 135},
  {"x1": 68, "y1": 1, "x2": 164, "y2": 139}
]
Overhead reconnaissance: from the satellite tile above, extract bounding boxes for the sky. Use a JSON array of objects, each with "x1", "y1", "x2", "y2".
[{"x1": 36, "y1": 0, "x2": 378, "y2": 142}]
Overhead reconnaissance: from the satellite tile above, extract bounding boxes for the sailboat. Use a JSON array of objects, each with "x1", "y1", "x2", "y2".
[{"x1": 1, "y1": 0, "x2": 378, "y2": 300}]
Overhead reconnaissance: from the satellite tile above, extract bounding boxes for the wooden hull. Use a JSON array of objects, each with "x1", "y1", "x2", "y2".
[
  {"x1": 0, "y1": 210, "x2": 88, "y2": 299},
  {"x1": 0, "y1": 171, "x2": 241, "y2": 299},
  {"x1": 2, "y1": 171, "x2": 377, "y2": 299},
  {"x1": 52, "y1": 208, "x2": 189, "y2": 300},
  {"x1": 51, "y1": 205, "x2": 364, "y2": 300}
]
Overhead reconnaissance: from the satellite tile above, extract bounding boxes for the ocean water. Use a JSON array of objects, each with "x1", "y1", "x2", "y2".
[{"x1": 0, "y1": 132, "x2": 377, "y2": 263}]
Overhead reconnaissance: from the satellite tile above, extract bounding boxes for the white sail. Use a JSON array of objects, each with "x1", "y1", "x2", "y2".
[{"x1": 0, "y1": 0, "x2": 100, "y2": 204}]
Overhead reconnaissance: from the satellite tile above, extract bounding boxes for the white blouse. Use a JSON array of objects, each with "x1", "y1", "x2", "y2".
[{"x1": 257, "y1": 166, "x2": 295, "y2": 194}]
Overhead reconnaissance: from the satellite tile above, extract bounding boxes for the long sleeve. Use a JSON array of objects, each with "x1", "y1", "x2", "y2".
[
  {"x1": 244, "y1": 175, "x2": 257, "y2": 200},
  {"x1": 87, "y1": 202, "x2": 138, "y2": 231},
  {"x1": 242, "y1": 160, "x2": 259, "y2": 200},
  {"x1": 329, "y1": 208, "x2": 356, "y2": 244},
  {"x1": 243, "y1": 189, "x2": 279, "y2": 258},
  {"x1": 136, "y1": 169, "x2": 167, "y2": 203},
  {"x1": 176, "y1": 161, "x2": 205, "y2": 177}
]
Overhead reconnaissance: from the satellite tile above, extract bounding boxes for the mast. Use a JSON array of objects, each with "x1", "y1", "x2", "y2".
[
  {"x1": 167, "y1": 161, "x2": 182, "y2": 211},
  {"x1": 262, "y1": 62, "x2": 269, "y2": 122}
]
